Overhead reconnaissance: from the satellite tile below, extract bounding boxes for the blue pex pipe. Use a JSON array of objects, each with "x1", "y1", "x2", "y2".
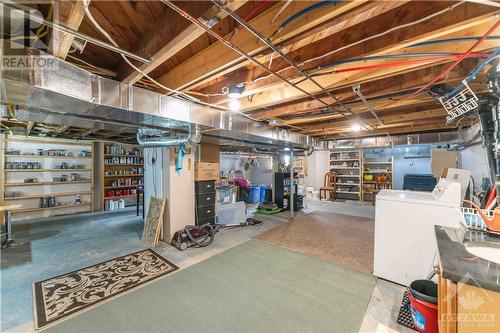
[
  {"x1": 408, "y1": 36, "x2": 500, "y2": 48},
  {"x1": 281, "y1": 0, "x2": 339, "y2": 28},
  {"x1": 440, "y1": 47, "x2": 500, "y2": 100}
]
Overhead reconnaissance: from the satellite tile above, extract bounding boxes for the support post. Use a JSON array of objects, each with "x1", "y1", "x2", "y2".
[{"x1": 290, "y1": 143, "x2": 294, "y2": 219}]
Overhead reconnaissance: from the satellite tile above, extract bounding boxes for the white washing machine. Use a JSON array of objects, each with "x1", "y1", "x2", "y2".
[{"x1": 373, "y1": 180, "x2": 462, "y2": 286}]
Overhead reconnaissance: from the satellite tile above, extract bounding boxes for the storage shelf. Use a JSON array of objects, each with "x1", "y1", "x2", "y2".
[
  {"x1": 5, "y1": 180, "x2": 91, "y2": 187},
  {"x1": 363, "y1": 171, "x2": 392, "y2": 174},
  {"x1": 104, "y1": 194, "x2": 138, "y2": 199},
  {"x1": 4, "y1": 191, "x2": 91, "y2": 200},
  {"x1": 5, "y1": 155, "x2": 92, "y2": 159},
  {"x1": 330, "y1": 150, "x2": 358, "y2": 154},
  {"x1": 103, "y1": 185, "x2": 140, "y2": 190},
  {"x1": 104, "y1": 154, "x2": 143, "y2": 158},
  {"x1": 330, "y1": 158, "x2": 359, "y2": 163},
  {"x1": 13, "y1": 203, "x2": 91, "y2": 213},
  {"x1": 331, "y1": 167, "x2": 360, "y2": 170},
  {"x1": 104, "y1": 164, "x2": 143, "y2": 167},
  {"x1": 336, "y1": 191, "x2": 360, "y2": 194},
  {"x1": 104, "y1": 174, "x2": 143, "y2": 178},
  {"x1": 5, "y1": 169, "x2": 91, "y2": 172},
  {"x1": 363, "y1": 161, "x2": 392, "y2": 164}
]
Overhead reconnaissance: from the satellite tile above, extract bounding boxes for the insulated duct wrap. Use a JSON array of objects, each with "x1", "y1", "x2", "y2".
[{"x1": 0, "y1": 46, "x2": 316, "y2": 149}]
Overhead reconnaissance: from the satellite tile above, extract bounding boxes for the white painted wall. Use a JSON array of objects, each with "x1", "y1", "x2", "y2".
[
  {"x1": 459, "y1": 144, "x2": 490, "y2": 189},
  {"x1": 304, "y1": 150, "x2": 330, "y2": 190},
  {"x1": 144, "y1": 147, "x2": 195, "y2": 242}
]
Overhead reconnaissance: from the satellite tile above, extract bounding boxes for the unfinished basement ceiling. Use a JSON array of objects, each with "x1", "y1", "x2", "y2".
[{"x1": 1, "y1": 0, "x2": 499, "y2": 141}]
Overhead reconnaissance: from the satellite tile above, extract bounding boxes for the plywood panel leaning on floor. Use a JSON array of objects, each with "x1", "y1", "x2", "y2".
[{"x1": 142, "y1": 197, "x2": 166, "y2": 247}]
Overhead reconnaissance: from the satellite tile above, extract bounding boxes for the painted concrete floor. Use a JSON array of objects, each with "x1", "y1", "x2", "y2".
[{"x1": 1, "y1": 202, "x2": 411, "y2": 333}]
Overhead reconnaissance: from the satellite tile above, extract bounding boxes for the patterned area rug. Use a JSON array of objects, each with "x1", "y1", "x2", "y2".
[
  {"x1": 256, "y1": 211, "x2": 374, "y2": 273},
  {"x1": 33, "y1": 249, "x2": 178, "y2": 329}
]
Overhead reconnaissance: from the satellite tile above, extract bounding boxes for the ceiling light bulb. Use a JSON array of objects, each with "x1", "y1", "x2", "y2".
[
  {"x1": 227, "y1": 84, "x2": 245, "y2": 99},
  {"x1": 229, "y1": 99, "x2": 240, "y2": 111},
  {"x1": 352, "y1": 124, "x2": 362, "y2": 132}
]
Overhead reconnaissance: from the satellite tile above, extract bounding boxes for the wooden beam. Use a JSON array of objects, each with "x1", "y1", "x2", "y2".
[
  {"x1": 232, "y1": 3, "x2": 499, "y2": 111},
  {"x1": 319, "y1": 121, "x2": 456, "y2": 139},
  {"x1": 155, "y1": 0, "x2": 368, "y2": 91},
  {"x1": 50, "y1": 0, "x2": 88, "y2": 60},
  {"x1": 301, "y1": 108, "x2": 448, "y2": 134},
  {"x1": 118, "y1": 1, "x2": 247, "y2": 84},
  {"x1": 283, "y1": 98, "x2": 437, "y2": 125},
  {"x1": 248, "y1": 61, "x2": 476, "y2": 119},
  {"x1": 194, "y1": 0, "x2": 411, "y2": 95}
]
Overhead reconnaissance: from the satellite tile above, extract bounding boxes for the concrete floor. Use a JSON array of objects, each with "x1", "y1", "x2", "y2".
[{"x1": 1, "y1": 202, "x2": 412, "y2": 333}]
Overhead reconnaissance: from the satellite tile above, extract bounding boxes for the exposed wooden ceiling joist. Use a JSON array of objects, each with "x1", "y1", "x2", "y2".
[
  {"x1": 248, "y1": 60, "x2": 479, "y2": 120},
  {"x1": 49, "y1": 0, "x2": 88, "y2": 60},
  {"x1": 118, "y1": 1, "x2": 247, "y2": 84},
  {"x1": 194, "y1": 0, "x2": 411, "y2": 95},
  {"x1": 154, "y1": 0, "x2": 368, "y2": 92},
  {"x1": 233, "y1": 4, "x2": 499, "y2": 111}
]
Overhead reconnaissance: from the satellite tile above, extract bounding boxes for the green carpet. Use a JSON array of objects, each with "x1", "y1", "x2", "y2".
[{"x1": 45, "y1": 240, "x2": 376, "y2": 333}]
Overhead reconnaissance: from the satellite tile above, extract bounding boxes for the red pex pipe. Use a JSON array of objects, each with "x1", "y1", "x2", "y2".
[
  {"x1": 407, "y1": 19, "x2": 500, "y2": 99},
  {"x1": 333, "y1": 53, "x2": 490, "y2": 74},
  {"x1": 243, "y1": 1, "x2": 269, "y2": 22}
]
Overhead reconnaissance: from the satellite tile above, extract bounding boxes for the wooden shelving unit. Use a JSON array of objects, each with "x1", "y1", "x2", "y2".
[
  {"x1": 2, "y1": 135, "x2": 94, "y2": 221},
  {"x1": 329, "y1": 150, "x2": 362, "y2": 201},
  {"x1": 100, "y1": 143, "x2": 144, "y2": 211},
  {"x1": 361, "y1": 157, "x2": 394, "y2": 202}
]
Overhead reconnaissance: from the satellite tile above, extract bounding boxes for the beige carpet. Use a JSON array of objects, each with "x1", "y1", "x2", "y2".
[{"x1": 256, "y1": 211, "x2": 374, "y2": 273}]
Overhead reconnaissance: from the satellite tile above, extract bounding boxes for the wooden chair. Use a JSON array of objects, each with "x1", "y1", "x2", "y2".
[
  {"x1": 319, "y1": 171, "x2": 337, "y2": 201},
  {"x1": 370, "y1": 173, "x2": 391, "y2": 205}
]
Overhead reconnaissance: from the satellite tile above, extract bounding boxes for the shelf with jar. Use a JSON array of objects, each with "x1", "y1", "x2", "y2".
[
  {"x1": 2, "y1": 135, "x2": 94, "y2": 221},
  {"x1": 100, "y1": 143, "x2": 144, "y2": 211},
  {"x1": 329, "y1": 149, "x2": 362, "y2": 201},
  {"x1": 361, "y1": 156, "x2": 394, "y2": 202}
]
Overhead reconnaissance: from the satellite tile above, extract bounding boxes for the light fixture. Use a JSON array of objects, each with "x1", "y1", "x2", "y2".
[
  {"x1": 351, "y1": 124, "x2": 362, "y2": 132},
  {"x1": 229, "y1": 99, "x2": 240, "y2": 111},
  {"x1": 227, "y1": 84, "x2": 245, "y2": 99}
]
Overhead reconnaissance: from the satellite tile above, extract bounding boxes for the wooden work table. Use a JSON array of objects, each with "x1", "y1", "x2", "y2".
[{"x1": 435, "y1": 226, "x2": 500, "y2": 333}]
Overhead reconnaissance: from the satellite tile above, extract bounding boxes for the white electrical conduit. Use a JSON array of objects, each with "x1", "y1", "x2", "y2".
[
  {"x1": 271, "y1": 0, "x2": 293, "y2": 24},
  {"x1": 80, "y1": 0, "x2": 264, "y2": 124},
  {"x1": 464, "y1": 0, "x2": 500, "y2": 8}
]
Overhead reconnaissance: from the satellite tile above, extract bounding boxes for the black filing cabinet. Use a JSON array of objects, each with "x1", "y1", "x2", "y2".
[{"x1": 195, "y1": 180, "x2": 216, "y2": 226}]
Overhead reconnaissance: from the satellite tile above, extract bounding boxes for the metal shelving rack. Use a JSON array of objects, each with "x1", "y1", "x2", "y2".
[
  {"x1": 100, "y1": 143, "x2": 144, "y2": 210},
  {"x1": 2, "y1": 135, "x2": 94, "y2": 220},
  {"x1": 329, "y1": 150, "x2": 362, "y2": 201}
]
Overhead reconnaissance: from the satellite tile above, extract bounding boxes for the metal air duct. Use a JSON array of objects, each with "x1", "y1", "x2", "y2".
[{"x1": 0, "y1": 45, "x2": 316, "y2": 149}]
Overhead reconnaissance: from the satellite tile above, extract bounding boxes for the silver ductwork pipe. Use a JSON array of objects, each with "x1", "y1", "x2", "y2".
[
  {"x1": 136, "y1": 124, "x2": 201, "y2": 148},
  {"x1": 1, "y1": 46, "x2": 318, "y2": 149}
]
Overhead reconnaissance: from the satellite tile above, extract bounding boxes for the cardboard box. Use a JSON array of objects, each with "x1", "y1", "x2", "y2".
[
  {"x1": 195, "y1": 162, "x2": 220, "y2": 181},
  {"x1": 200, "y1": 142, "x2": 220, "y2": 163}
]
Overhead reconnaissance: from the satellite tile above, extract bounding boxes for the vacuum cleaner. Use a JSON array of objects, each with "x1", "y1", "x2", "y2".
[{"x1": 171, "y1": 218, "x2": 262, "y2": 251}]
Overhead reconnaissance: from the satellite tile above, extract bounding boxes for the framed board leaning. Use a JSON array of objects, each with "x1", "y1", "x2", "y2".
[{"x1": 142, "y1": 197, "x2": 166, "y2": 247}]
